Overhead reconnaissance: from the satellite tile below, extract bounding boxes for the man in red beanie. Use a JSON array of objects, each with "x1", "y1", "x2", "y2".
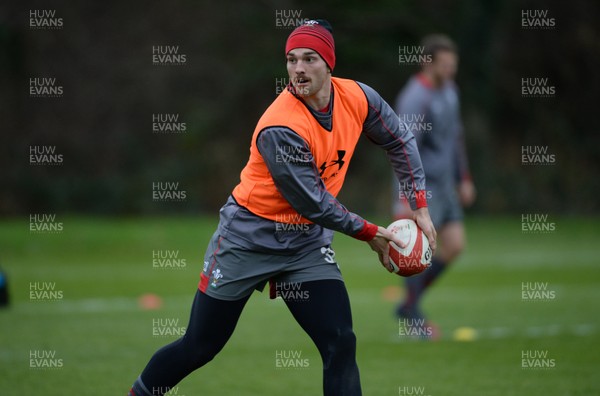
[{"x1": 129, "y1": 19, "x2": 435, "y2": 396}]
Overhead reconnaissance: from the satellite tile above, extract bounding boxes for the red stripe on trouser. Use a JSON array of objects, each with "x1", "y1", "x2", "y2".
[
  {"x1": 198, "y1": 273, "x2": 209, "y2": 292},
  {"x1": 198, "y1": 236, "x2": 222, "y2": 293}
]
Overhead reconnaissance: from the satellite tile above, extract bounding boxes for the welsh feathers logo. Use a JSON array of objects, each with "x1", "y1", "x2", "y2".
[{"x1": 211, "y1": 268, "x2": 223, "y2": 288}]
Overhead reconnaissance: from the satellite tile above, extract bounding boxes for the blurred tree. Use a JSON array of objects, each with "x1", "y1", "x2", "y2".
[{"x1": 1, "y1": 0, "x2": 598, "y2": 215}]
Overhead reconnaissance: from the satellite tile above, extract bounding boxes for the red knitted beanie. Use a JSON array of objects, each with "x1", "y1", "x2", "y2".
[{"x1": 285, "y1": 20, "x2": 335, "y2": 71}]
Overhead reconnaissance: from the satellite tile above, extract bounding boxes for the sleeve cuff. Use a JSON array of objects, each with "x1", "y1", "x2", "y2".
[
  {"x1": 415, "y1": 190, "x2": 428, "y2": 209},
  {"x1": 352, "y1": 220, "x2": 379, "y2": 241}
]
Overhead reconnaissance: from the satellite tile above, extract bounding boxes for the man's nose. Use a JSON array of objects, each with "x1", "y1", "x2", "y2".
[{"x1": 294, "y1": 61, "x2": 306, "y2": 74}]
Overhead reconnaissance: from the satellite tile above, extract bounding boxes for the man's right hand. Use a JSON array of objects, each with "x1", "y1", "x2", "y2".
[
  {"x1": 458, "y1": 179, "x2": 476, "y2": 207},
  {"x1": 367, "y1": 226, "x2": 406, "y2": 272}
]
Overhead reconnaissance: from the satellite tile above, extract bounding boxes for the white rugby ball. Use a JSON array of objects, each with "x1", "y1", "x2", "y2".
[{"x1": 386, "y1": 219, "x2": 432, "y2": 276}]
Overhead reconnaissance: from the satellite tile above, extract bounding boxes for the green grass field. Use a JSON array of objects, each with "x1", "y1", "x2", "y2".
[{"x1": 1, "y1": 216, "x2": 599, "y2": 395}]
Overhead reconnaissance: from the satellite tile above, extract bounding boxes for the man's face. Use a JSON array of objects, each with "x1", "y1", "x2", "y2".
[
  {"x1": 429, "y1": 50, "x2": 458, "y2": 84},
  {"x1": 286, "y1": 48, "x2": 330, "y2": 97}
]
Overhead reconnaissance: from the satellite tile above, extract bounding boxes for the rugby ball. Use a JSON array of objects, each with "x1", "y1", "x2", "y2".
[{"x1": 386, "y1": 219, "x2": 432, "y2": 276}]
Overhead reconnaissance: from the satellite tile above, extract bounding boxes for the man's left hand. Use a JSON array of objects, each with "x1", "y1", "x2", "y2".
[{"x1": 413, "y1": 207, "x2": 437, "y2": 254}]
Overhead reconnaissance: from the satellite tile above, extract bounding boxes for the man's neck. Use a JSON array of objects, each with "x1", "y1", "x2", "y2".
[{"x1": 302, "y1": 80, "x2": 332, "y2": 111}]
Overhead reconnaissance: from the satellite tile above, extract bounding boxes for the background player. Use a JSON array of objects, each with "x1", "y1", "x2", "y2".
[
  {"x1": 129, "y1": 20, "x2": 435, "y2": 396},
  {"x1": 394, "y1": 34, "x2": 475, "y2": 333}
]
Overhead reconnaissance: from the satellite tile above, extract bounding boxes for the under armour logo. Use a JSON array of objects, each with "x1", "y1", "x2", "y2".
[{"x1": 319, "y1": 150, "x2": 346, "y2": 176}]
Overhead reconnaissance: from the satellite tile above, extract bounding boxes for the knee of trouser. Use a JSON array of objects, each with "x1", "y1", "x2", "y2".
[
  {"x1": 180, "y1": 336, "x2": 221, "y2": 370},
  {"x1": 327, "y1": 326, "x2": 357, "y2": 357},
  {"x1": 319, "y1": 326, "x2": 357, "y2": 371}
]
